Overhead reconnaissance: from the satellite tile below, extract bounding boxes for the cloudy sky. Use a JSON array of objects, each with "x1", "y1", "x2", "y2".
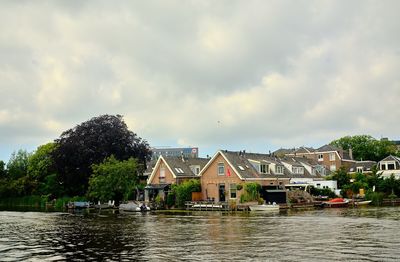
[{"x1": 1, "y1": 0, "x2": 399, "y2": 161}]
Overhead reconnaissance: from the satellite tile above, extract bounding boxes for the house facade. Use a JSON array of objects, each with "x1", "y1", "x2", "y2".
[
  {"x1": 283, "y1": 145, "x2": 355, "y2": 173},
  {"x1": 145, "y1": 156, "x2": 208, "y2": 201},
  {"x1": 377, "y1": 155, "x2": 400, "y2": 179},
  {"x1": 199, "y1": 150, "x2": 320, "y2": 203}
]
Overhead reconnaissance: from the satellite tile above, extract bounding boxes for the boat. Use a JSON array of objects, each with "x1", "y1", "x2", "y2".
[
  {"x1": 354, "y1": 200, "x2": 372, "y2": 206},
  {"x1": 119, "y1": 202, "x2": 150, "y2": 212},
  {"x1": 249, "y1": 203, "x2": 280, "y2": 211},
  {"x1": 67, "y1": 201, "x2": 91, "y2": 209},
  {"x1": 323, "y1": 198, "x2": 349, "y2": 208}
]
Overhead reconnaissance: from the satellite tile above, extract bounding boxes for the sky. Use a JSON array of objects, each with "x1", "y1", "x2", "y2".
[{"x1": 1, "y1": 0, "x2": 399, "y2": 162}]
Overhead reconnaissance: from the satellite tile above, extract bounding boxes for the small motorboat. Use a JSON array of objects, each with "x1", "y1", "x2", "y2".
[
  {"x1": 354, "y1": 200, "x2": 372, "y2": 206},
  {"x1": 323, "y1": 198, "x2": 349, "y2": 208},
  {"x1": 249, "y1": 203, "x2": 280, "y2": 211},
  {"x1": 67, "y1": 201, "x2": 91, "y2": 209},
  {"x1": 119, "y1": 202, "x2": 150, "y2": 212}
]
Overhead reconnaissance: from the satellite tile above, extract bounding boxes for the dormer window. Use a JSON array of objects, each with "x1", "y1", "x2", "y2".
[
  {"x1": 260, "y1": 164, "x2": 269, "y2": 174},
  {"x1": 276, "y1": 165, "x2": 284, "y2": 174},
  {"x1": 190, "y1": 165, "x2": 201, "y2": 175},
  {"x1": 356, "y1": 167, "x2": 363, "y2": 173},
  {"x1": 292, "y1": 167, "x2": 304, "y2": 174}
]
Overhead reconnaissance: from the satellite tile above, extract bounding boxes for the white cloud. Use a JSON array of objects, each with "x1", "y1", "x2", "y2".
[{"x1": 0, "y1": 0, "x2": 399, "y2": 160}]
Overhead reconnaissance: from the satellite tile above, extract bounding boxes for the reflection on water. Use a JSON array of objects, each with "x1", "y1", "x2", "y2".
[{"x1": 0, "y1": 207, "x2": 400, "y2": 261}]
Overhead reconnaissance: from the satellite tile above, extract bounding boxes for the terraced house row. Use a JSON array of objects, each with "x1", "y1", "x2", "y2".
[
  {"x1": 144, "y1": 146, "x2": 346, "y2": 203},
  {"x1": 144, "y1": 144, "x2": 400, "y2": 204}
]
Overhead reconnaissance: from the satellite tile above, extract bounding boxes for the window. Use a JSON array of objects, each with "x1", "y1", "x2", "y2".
[
  {"x1": 329, "y1": 153, "x2": 336, "y2": 161},
  {"x1": 218, "y1": 163, "x2": 225, "y2": 175},
  {"x1": 160, "y1": 167, "x2": 166, "y2": 183},
  {"x1": 292, "y1": 167, "x2": 304, "y2": 174},
  {"x1": 388, "y1": 163, "x2": 395, "y2": 170},
  {"x1": 381, "y1": 164, "x2": 387, "y2": 170},
  {"x1": 318, "y1": 154, "x2": 323, "y2": 161},
  {"x1": 330, "y1": 164, "x2": 336, "y2": 171},
  {"x1": 356, "y1": 167, "x2": 363, "y2": 173},
  {"x1": 316, "y1": 183, "x2": 321, "y2": 188},
  {"x1": 230, "y1": 183, "x2": 237, "y2": 199},
  {"x1": 238, "y1": 165, "x2": 245, "y2": 171},
  {"x1": 174, "y1": 168, "x2": 184, "y2": 174},
  {"x1": 190, "y1": 165, "x2": 201, "y2": 175},
  {"x1": 276, "y1": 165, "x2": 284, "y2": 174},
  {"x1": 260, "y1": 164, "x2": 269, "y2": 174}
]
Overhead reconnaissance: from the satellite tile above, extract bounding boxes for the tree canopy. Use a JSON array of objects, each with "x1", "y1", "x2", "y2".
[
  {"x1": 330, "y1": 135, "x2": 397, "y2": 161},
  {"x1": 87, "y1": 156, "x2": 139, "y2": 203},
  {"x1": 52, "y1": 114, "x2": 151, "y2": 196}
]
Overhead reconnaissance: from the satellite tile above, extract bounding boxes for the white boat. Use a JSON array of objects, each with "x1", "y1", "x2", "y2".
[
  {"x1": 119, "y1": 202, "x2": 150, "y2": 212},
  {"x1": 249, "y1": 203, "x2": 280, "y2": 211},
  {"x1": 354, "y1": 200, "x2": 372, "y2": 206}
]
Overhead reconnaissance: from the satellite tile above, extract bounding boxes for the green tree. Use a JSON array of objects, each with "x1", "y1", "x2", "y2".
[
  {"x1": 27, "y1": 143, "x2": 62, "y2": 196},
  {"x1": 0, "y1": 160, "x2": 6, "y2": 178},
  {"x1": 7, "y1": 149, "x2": 30, "y2": 180},
  {"x1": 52, "y1": 114, "x2": 152, "y2": 196},
  {"x1": 330, "y1": 135, "x2": 397, "y2": 161},
  {"x1": 171, "y1": 179, "x2": 201, "y2": 208},
  {"x1": 329, "y1": 167, "x2": 350, "y2": 189},
  {"x1": 87, "y1": 156, "x2": 139, "y2": 203}
]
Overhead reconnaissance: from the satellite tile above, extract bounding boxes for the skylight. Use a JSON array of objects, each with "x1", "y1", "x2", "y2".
[{"x1": 238, "y1": 165, "x2": 245, "y2": 171}]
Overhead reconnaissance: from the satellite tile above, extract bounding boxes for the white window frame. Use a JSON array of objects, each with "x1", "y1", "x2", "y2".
[
  {"x1": 260, "y1": 164, "x2": 269, "y2": 174},
  {"x1": 218, "y1": 163, "x2": 225, "y2": 176},
  {"x1": 318, "y1": 154, "x2": 324, "y2": 161},
  {"x1": 160, "y1": 166, "x2": 166, "y2": 183},
  {"x1": 190, "y1": 165, "x2": 201, "y2": 175},
  {"x1": 229, "y1": 183, "x2": 237, "y2": 199},
  {"x1": 276, "y1": 165, "x2": 283, "y2": 174},
  {"x1": 356, "y1": 167, "x2": 363, "y2": 173},
  {"x1": 329, "y1": 153, "x2": 336, "y2": 161}
]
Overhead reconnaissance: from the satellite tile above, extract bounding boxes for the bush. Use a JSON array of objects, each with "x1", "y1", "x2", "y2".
[
  {"x1": 240, "y1": 182, "x2": 261, "y2": 203},
  {"x1": 310, "y1": 187, "x2": 336, "y2": 198},
  {"x1": 365, "y1": 191, "x2": 385, "y2": 206},
  {"x1": 172, "y1": 179, "x2": 201, "y2": 208}
]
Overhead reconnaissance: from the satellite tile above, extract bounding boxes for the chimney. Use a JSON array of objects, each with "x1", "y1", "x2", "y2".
[
  {"x1": 349, "y1": 147, "x2": 353, "y2": 160},
  {"x1": 181, "y1": 151, "x2": 185, "y2": 162}
]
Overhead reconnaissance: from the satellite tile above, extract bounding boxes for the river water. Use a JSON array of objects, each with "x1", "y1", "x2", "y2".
[{"x1": 0, "y1": 207, "x2": 399, "y2": 261}]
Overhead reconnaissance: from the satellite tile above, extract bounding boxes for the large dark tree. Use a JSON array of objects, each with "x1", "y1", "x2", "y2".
[{"x1": 52, "y1": 115, "x2": 151, "y2": 196}]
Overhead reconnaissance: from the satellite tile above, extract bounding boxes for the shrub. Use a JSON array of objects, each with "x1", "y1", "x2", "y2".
[
  {"x1": 240, "y1": 182, "x2": 261, "y2": 203},
  {"x1": 174, "y1": 179, "x2": 201, "y2": 208},
  {"x1": 365, "y1": 191, "x2": 384, "y2": 206}
]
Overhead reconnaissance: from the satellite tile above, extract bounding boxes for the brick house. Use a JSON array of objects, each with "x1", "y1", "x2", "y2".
[
  {"x1": 199, "y1": 150, "x2": 319, "y2": 204},
  {"x1": 145, "y1": 155, "x2": 208, "y2": 201}
]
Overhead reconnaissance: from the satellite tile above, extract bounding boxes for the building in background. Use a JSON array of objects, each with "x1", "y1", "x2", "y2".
[{"x1": 151, "y1": 147, "x2": 199, "y2": 160}]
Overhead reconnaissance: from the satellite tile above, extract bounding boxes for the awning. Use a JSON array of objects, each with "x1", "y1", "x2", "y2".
[{"x1": 145, "y1": 184, "x2": 171, "y2": 190}]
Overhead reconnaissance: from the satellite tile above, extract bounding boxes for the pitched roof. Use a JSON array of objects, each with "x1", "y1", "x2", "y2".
[
  {"x1": 293, "y1": 147, "x2": 315, "y2": 154},
  {"x1": 317, "y1": 144, "x2": 341, "y2": 152},
  {"x1": 379, "y1": 155, "x2": 400, "y2": 163},
  {"x1": 272, "y1": 148, "x2": 294, "y2": 156},
  {"x1": 348, "y1": 161, "x2": 377, "y2": 172},
  {"x1": 213, "y1": 151, "x2": 319, "y2": 179},
  {"x1": 163, "y1": 156, "x2": 209, "y2": 177}
]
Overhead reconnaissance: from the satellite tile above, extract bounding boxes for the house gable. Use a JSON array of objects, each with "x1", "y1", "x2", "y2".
[
  {"x1": 199, "y1": 151, "x2": 243, "y2": 180},
  {"x1": 147, "y1": 156, "x2": 176, "y2": 185}
]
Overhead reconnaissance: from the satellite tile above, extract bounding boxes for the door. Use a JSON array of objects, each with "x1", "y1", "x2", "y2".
[{"x1": 219, "y1": 184, "x2": 226, "y2": 202}]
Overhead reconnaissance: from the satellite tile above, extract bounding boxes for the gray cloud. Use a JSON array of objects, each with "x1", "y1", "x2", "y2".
[{"x1": 0, "y1": 0, "x2": 399, "y2": 160}]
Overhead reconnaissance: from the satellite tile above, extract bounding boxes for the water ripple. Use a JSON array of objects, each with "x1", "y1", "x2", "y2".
[{"x1": 0, "y1": 208, "x2": 400, "y2": 261}]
